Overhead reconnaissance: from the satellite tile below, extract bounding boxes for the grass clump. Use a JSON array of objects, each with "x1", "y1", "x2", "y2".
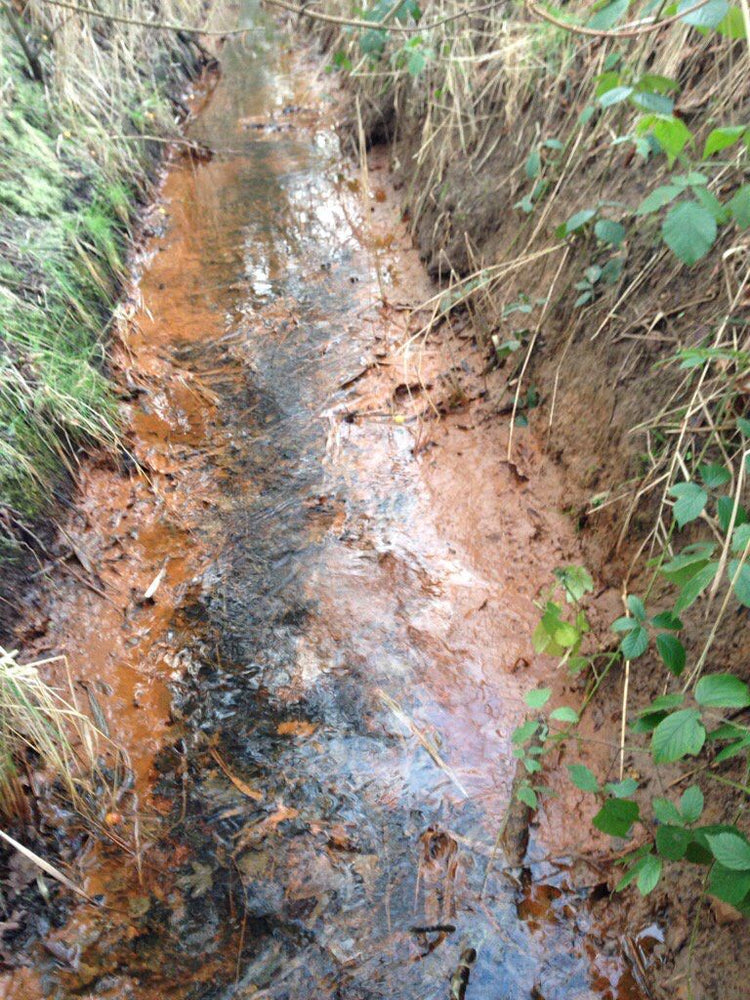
[
  {"x1": 0, "y1": 645, "x2": 107, "y2": 820},
  {"x1": 0, "y1": 1, "x2": 206, "y2": 549}
]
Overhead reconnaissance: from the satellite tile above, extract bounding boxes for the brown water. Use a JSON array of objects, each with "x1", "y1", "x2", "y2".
[{"x1": 7, "y1": 5, "x2": 649, "y2": 998}]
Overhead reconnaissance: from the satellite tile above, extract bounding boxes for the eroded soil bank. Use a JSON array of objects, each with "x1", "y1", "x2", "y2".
[{"x1": 3, "y1": 6, "x2": 654, "y2": 998}]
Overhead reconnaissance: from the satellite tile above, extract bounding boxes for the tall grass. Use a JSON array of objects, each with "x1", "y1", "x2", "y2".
[
  {"x1": 310, "y1": 0, "x2": 750, "y2": 515},
  {"x1": 0, "y1": 1, "x2": 206, "y2": 546},
  {"x1": 0, "y1": 646, "x2": 107, "y2": 819}
]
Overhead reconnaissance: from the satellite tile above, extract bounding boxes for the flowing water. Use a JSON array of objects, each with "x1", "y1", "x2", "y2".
[{"x1": 6, "y1": 6, "x2": 651, "y2": 998}]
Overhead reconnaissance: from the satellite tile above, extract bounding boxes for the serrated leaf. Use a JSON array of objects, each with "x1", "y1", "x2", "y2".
[
  {"x1": 588, "y1": 0, "x2": 630, "y2": 28},
  {"x1": 709, "y1": 863, "x2": 750, "y2": 905},
  {"x1": 526, "y1": 148, "x2": 541, "y2": 180},
  {"x1": 554, "y1": 564, "x2": 594, "y2": 602},
  {"x1": 662, "y1": 202, "x2": 717, "y2": 265},
  {"x1": 564, "y1": 209, "x2": 597, "y2": 234},
  {"x1": 568, "y1": 763, "x2": 599, "y2": 792},
  {"x1": 550, "y1": 706, "x2": 579, "y2": 724},
  {"x1": 636, "y1": 853, "x2": 662, "y2": 894},
  {"x1": 594, "y1": 219, "x2": 627, "y2": 245},
  {"x1": 630, "y1": 91, "x2": 674, "y2": 115},
  {"x1": 651, "y1": 610, "x2": 683, "y2": 630},
  {"x1": 656, "y1": 824, "x2": 691, "y2": 861},
  {"x1": 636, "y1": 184, "x2": 681, "y2": 215},
  {"x1": 593, "y1": 798, "x2": 639, "y2": 838},
  {"x1": 642, "y1": 115, "x2": 693, "y2": 163},
  {"x1": 698, "y1": 462, "x2": 731, "y2": 488},
  {"x1": 695, "y1": 672, "x2": 750, "y2": 708},
  {"x1": 669, "y1": 481, "x2": 708, "y2": 527},
  {"x1": 674, "y1": 561, "x2": 719, "y2": 613},
  {"x1": 512, "y1": 719, "x2": 540, "y2": 744},
  {"x1": 678, "y1": 0, "x2": 729, "y2": 28},
  {"x1": 703, "y1": 125, "x2": 747, "y2": 158},
  {"x1": 729, "y1": 185, "x2": 750, "y2": 229},
  {"x1": 599, "y1": 85, "x2": 633, "y2": 107},
  {"x1": 656, "y1": 633, "x2": 686, "y2": 676},
  {"x1": 627, "y1": 594, "x2": 647, "y2": 621},
  {"x1": 621, "y1": 624, "x2": 649, "y2": 659},
  {"x1": 729, "y1": 558, "x2": 750, "y2": 607},
  {"x1": 525, "y1": 687, "x2": 553, "y2": 709},
  {"x1": 680, "y1": 785, "x2": 704, "y2": 824},
  {"x1": 707, "y1": 831, "x2": 750, "y2": 870},
  {"x1": 653, "y1": 797, "x2": 684, "y2": 825},
  {"x1": 652, "y1": 708, "x2": 706, "y2": 763},
  {"x1": 517, "y1": 784, "x2": 538, "y2": 809},
  {"x1": 605, "y1": 778, "x2": 639, "y2": 798}
]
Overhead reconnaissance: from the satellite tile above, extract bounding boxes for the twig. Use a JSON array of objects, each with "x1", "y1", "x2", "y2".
[{"x1": 526, "y1": 0, "x2": 714, "y2": 39}]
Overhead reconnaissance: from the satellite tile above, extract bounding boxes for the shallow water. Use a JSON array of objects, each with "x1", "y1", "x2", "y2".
[{"x1": 8, "y1": 5, "x2": 649, "y2": 998}]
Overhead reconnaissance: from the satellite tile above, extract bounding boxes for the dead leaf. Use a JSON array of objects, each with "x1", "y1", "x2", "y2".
[
  {"x1": 276, "y1": 720, "x2": 317, "y2": 737},
  {"x1": 209, "y1": 748, "x2": 263, "y2": 801}
]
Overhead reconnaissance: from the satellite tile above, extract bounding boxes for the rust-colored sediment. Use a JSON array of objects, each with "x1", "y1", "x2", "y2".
[{"x1": 4, "y1": 10, "x2": 647, "y2": 999}]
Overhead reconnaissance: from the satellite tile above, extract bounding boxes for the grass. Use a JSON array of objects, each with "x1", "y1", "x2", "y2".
[
  {"x1": 0, "y1": 645, "x2": 108, "y2": 819},
  {"x1": 0, "y1": 1, "x2": 205, "y2": 547}
]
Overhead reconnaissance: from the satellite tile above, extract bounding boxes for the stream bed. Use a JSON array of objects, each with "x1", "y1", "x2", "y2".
[{"x1": 6, "y1": 5, "x2": 649, "y2": 998}]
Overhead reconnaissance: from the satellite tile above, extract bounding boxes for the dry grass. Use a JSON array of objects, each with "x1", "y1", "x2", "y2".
[
  {"x1": 308, "y1": 0, "x2": 750, "y2": 518},
  {"x1": 0, "y1": 646, "x2": 112, "y2": 819}
]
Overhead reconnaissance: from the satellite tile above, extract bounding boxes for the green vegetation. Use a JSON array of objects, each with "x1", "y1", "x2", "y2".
[
  {"x1": 308, "y1": 0, "x2": 750, "y2": 980},
  {"x1": 0, "y1": 1, "x2": 203, "y2": 547}
]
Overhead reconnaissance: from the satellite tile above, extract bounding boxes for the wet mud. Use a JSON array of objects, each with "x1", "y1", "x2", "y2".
[{"x1": 4, "y1": 4, "x2": 650, "y2": 998}]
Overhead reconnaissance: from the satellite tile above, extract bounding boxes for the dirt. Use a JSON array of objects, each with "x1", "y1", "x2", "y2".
[
  {"x1": 1, "y1": 5, "x2": 746, "y2": 1000},
  {"x1": 333, "y1": 25, "x2": 750, "y2": 1000}
]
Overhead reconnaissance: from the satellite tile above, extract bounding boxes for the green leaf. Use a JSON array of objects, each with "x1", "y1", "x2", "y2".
[
  {"x1": 568, "y1": 763, "x2": 599, "y2": 792},
  {"x1": 698, "y1": 462, "x2": 731, "y2": 488},
  {"x1": 695, "y1": 672, "x2": 750, "y2": 708},
  {"x1": 640, "y1": 693, "x2": 686, "y2": 714},
  {"x1": 652, "y1": 708, "x2": 706, "y2": 763},
  {"x1": 680, "y1": 785, "x2": 704, "y2": 824},
  {"x1": 661, "y1": 542, "x2": 716, "y2": 586},
  {"x1": 526, "y1": 148, "x2": 541, "y2": 180},
  {"x1": 739, "y1": 416, "x2": 750, "y2": 437},
  {"x1": 636, "y1": 853, "x2": 662, "y2": 894},
  {"x1": 716, "y1": 4, "x2": 747, "y2": 38},
  {"x1": 621, "y1": 624, "x2": 649, "y2": 659},
  {"x1": 554, "y1": 565, "x2": 594, "y2": 603},
  {"x1": 612, "y1": 615, "x2": 638, "y2": 632},
  {"x1": 588, "y1": 0, "x2": 630, "y2": 28},
  {"x1": 709, "y1": 863, "x2": 750, "y2": 905},
  {"x1": 630, "y1": 91, "x2": 674, "y2": 115},
  {"x1": 662, "y1": 202, "x2": 718, "y2": 265},
  {"x1": 729, "y1": 186, "x2": 750, "y2": 229},
  {"x1": 706, "y1": 831, "x2": 750, "y2": 870},
  {"x1": 593, "y1": 797, "x2": 640, "y2": 838},
  {"x1": 656, "y1": 824, "x2": 691, "y2": 861},
  {"x1": 651, "y1": 610, "x2": 683, "y2": 630},
  {"x1": 703, "y1": 125, "x2": 747, "y2": 158},
  {"x1": 594, "y1": 219, "x2": 626, "y2": 246},
  {"x1": 550, "y1": 706, "x2": 579, "y2": 724},
  {"x1": 517, "y1": 784, "x2": 538, "y2": 809},
  {"x1": 656, "y1": 633, "x2": 686, "y2": 676},
  {"x1": 525, "y1": 686, "x2": 553, "y2": 709},
  {"x1": 674, "y1": 561, "x2": 719, "y2": 613},
  {"x1": 669, "y1": 481, "x2": 709, "y2": 527},
  {"x1": 732, "y1": 524, "x2": 750, "y2": 554},
  {"x1": 640, "y1": 114, "x2": 693, "y2": 163},
  {"x1": 599, "y1": 85, "x2": 633, "y2": 107},
  {"x1": 512, "y1": 719, "x2": 540, "y2": 744},
  {"x1": 653, "y1": 797, "x2": 684, "y2": 825},
  {"x1": 729, "y1": 559, "x2": 750, "y2": 606},
  {"x1": 636, "y1": 184, "x2": 681, "y2": 215},
  {"x1": 678, "y1": 0, "x2": 729, "y2": 28},
  {"x1": 564, "y1": 209, "x2": 597, "y2": 234},
  {"x1": 627, "y1": 594, "x2": 647, "y2": 621},
  {"x1": 605, "y1": 778, "x2": 639, "y2": 798}
]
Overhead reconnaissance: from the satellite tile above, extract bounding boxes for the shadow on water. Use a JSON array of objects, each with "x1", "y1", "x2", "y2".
[{"x1": 16, "y1": 3, "x2": 649, "y2": 998}]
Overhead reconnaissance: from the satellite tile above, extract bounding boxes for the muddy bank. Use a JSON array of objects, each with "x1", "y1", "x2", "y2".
[
  {"x1": 2, "y1": 5, "x2": 653, "y2": 998},
  {"x1": 0, "y1": 1, "x2": 212, "y2": 631},
  {"x1": 316, "y1": 13, "x2": 750, "y2": 1000}
]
